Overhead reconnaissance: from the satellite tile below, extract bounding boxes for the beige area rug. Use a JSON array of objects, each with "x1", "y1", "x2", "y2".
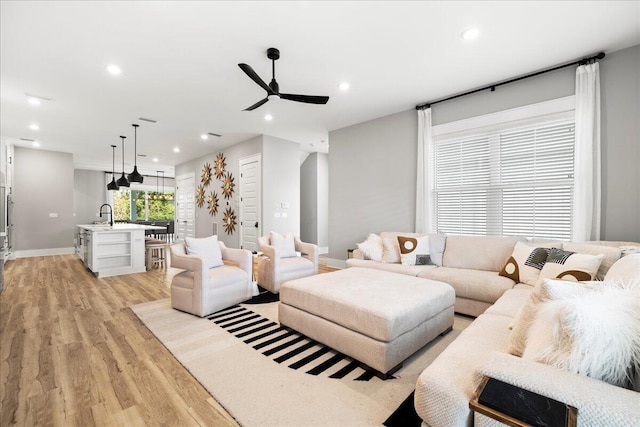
[{"x1": 131, "y1": 299, "x2": 472, "y2": 427}]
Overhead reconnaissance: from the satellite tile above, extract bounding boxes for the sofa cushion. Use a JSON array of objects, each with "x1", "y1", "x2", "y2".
[
  {"x1": 346, "y1": 258, "x2": 436, "y2": 276},
  {"x1": 418, "y1": 267, "x2": 516, "y2": 304},
  {"x1": 485, "y1": 288, "x2": 532, "y2": 318},
  {"x1": 442, "y1": 235, "x2": 522, "y2": 272},
  {"x1": 605, "y1": 253, "x2": 640, "y2": 285},
  {"x1": 415, "y1": 313, "x2": 513, "y2": 427}
]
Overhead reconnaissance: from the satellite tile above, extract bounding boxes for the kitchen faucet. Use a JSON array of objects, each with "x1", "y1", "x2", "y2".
[{"x1": 99, "y1": 203, "x2": 114, "y2": 226}]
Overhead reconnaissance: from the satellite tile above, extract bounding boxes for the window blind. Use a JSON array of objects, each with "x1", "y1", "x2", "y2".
[{"x1": 433, "y1": 118, "x2": 574, "y2": 240}]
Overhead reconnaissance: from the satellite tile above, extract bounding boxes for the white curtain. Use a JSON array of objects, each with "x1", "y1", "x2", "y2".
[
  {"x1": 416, "y1": 108, "x2": 433, "y2": 233},
  {"x1": 572, "y1": 62, "x2": 601, "y2": 241}
]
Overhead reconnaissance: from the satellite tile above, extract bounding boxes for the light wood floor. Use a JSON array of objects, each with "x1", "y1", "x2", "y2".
[{"x1": 0, "y1": 254, "x2": 336, "y2": 426}]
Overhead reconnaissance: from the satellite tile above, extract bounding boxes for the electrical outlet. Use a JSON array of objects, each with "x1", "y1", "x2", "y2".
[
  {"x1": 281, "y1": 212, "x2": 288, "y2": 218},
  {"x1": 274, "y1": 212, "x2": 281, "y2": 218}
]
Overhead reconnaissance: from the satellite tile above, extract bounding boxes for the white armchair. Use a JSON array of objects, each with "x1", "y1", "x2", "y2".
[
  {"x1": 257, "y1": 233, "x2": 318, "y2": 293},
  {"x1": 170, "y1": 239, "x2": 255, "y2": 317}
]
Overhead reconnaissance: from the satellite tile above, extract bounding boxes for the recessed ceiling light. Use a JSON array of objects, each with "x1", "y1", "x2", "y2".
[
  {"x1": 107, "y1": 64, "x2": 122, "y2": 75},
  {"x1": 264, "y1": 114, "x2": 273, "y2": 121},
  {"x1": 173, "y1": 147, "x2": 180, "y2": 153},
  {"x1": 28, "y1": 97, "x2": 41, "y2": 106},
  {"x1": 153, "y1": 157, "x2": 159, "y2": 162},
  {"x1": 32, "y1": 141, "x2": 40, "y2": 147},
  {"x1": 338, "y1": 82, "x2": 350, "y2": 91},
  {"x1": 201, "y1": 134, "x2": 209, "y2": 140},
  {"x1": 29, "y1": 124, "x2": 40, "y2": 131},
  {"x1": 460, "y1": 28, "x2": 480, "y2": 40}
]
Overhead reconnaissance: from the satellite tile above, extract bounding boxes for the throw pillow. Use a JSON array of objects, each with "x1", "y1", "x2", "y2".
[
  {"x1": 604, "y1": 253, "x2": 640, "y2": 286},
  {"x1": 523, "y1": 282, "x2": 640, "y2": 389},
  {"x1": 620, "y1": 245, "x2": 640, "y2": 257},
  {"x1": 269, "y1": 231, "x2": 297, "y2": 258},
  {"x1": 537, "y1": 249, "x2": 603, "y2": 284},
  {"x1": 398, "y1": 235, "x2": 430, "y2": 266},
  {"x1": 381, "y1": 237, "x2": 401, "y2": 263},
  {"x1": 185, "y1": 235, "x2": 223, "y2": 268},
  {"x1": 499, "y1": 241, "x2": 556, "y2": 286},
  {"x1": 356, "y1": 233, "x2": 384, "y2": 262},
  {"x1": 562, "y1": 242, "x2": 622, "y2": 280},
  {"x1": 508, "y1": 278, "x2": 594, "y2": 357},
  {"x1": 428, "y1": 233, "x2": 447, "y2": 266}
]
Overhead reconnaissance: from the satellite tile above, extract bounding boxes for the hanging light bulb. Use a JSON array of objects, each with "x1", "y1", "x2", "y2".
[
  {"x1": 107, "y1": 144, "x2": 119, "y2": 191},
  {"x1": 127, "y1": 123, "x2": 144, "y2": 183},
  {"x1": 116, "y1": 136, "x2": 130, "y2": 187}
]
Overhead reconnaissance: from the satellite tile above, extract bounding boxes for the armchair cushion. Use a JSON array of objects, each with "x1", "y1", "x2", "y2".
[
  {"x1": 185, "y1": 235, "x2": 223, "y2": 268},
  {"x1": 269, "y1": 231, "x2": 297, "y2": 258}
]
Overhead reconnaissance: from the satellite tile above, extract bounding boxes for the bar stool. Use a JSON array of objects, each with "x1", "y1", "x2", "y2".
[{"x1": 145, "y1": 238, "x2": 167, "y2": 270}]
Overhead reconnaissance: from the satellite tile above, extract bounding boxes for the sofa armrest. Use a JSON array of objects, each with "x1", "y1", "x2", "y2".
[
  {"x1": 295, "y1": 237, "x2": 318, "y2": 273},
  {"x1": 169, "y1": 243, "x2": 203, "y2": 273},
  {"x1": 479, "y1": 352, "x2": 640, "y2": 426},
  {"x1": 219, "y1": 242, "x2": 252, "y2": 276},
  {"x1": 351, "y1": 248, "x2": 365, "y2": 260}
]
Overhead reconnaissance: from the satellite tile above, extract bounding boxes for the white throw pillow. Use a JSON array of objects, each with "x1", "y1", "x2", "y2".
[
  {"x1": 562, "y1": 242, "x2": 622, "y2": 280},
  {"x1": 357, "y1": 233, "x2": 384, "y2": 262},
  {"x1": 381, "y1": 237, "x2": 401, "y2": 263},
  {"x1": 428, "y1": 233, "x2": 447, "y2": 266},
  {"x1": 604, "y1": 253, "x2": 640, "y2": 286},
  {"x1": 398, "y1": 235, "x2": 430, "y2": 266},
  {"x1": 523, "y1": 282, "x2": 640, "y2": 389},
  {"x1": 537, "y1": 248, "x2": 603, "y2": 284},
  {"x1": 499, "y1": 241, "x2": 557, "y2": 286},
  {"x1": 185, "y1": 235, "x2": 223, "y2": 268},
  {"x1": 269, "y1": 231, "x2": 297, "y2": 258}
]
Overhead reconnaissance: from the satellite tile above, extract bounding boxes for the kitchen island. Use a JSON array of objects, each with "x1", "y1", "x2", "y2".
[{"x1": 76, "y1": 223, "x2": 166, "y2": 278}]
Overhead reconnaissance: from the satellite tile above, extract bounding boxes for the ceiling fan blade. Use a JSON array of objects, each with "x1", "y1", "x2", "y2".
[
  {"x1": 279, "y1": 93, "x2": 329, "y2": 104},
  {"x1": 238, "y1": 63, "x2": 275, "y2": 94},
  {"x1": 243, "y1": 97, "x2": 269, "y2": 111}
]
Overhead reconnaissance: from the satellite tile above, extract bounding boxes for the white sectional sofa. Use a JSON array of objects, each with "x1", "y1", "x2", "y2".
[{"x1": 347, "y1": 232, "x2": 640, "y2": 426}]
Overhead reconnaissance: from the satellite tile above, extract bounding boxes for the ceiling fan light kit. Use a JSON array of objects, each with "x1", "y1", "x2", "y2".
[{"x1": 238, "y1": 47, "x2": 329, "y2": 111}]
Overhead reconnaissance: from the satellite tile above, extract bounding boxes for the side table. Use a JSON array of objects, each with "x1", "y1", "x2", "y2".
[{"x1": 469, "y1": 376, "x2": 577, "y2": 427}]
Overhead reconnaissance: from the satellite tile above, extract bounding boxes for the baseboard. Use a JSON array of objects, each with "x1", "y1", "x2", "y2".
[
  {"x1": 325, "y1": 257, "x2": 346, "y2": 269},
  {"x1": 13, "y1": 247, "x2": 76, "y2": 258}
]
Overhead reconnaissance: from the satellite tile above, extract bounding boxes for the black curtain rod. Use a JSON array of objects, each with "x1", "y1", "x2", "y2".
[{"x1": 415, "y1": 51, "x2": 605, "y2": 110}]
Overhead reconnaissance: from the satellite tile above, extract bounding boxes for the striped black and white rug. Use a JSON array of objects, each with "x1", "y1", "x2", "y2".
[{"x1": 207, "y1": 304, "x2": 391, "y2": 382}]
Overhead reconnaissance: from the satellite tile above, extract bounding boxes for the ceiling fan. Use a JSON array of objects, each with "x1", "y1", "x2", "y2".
[{"x1": 238, "y1": 47, "x2": 329, "y2": 111}]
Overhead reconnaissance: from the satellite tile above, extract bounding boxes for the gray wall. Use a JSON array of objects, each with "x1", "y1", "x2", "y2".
[
  {"x1": 301, "y1": 152, "x2": 329, "y2": 248},
  {"x1": 74, "y1": 169, "x2": 107, "y2": 225},
  {"x1": 328, "y1": 44, "x2": 640, "y2": 260},
  {"x1": 14, "y1": 147, "x2": 74, "y2": 251},
  {"x1": 328, "y1": 109, "x2": 418, "y2": 260},
  {"x1": 262, "y1": 135, "x2": 301, "y2": 237}
]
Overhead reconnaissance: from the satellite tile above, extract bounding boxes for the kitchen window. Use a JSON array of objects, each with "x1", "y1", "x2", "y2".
[{"x1": 112, "y1": 189, "x2": 175, "y2": 221}]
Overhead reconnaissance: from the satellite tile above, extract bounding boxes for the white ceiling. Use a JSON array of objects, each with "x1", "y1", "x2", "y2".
[{"x1": 1, "y1": 1, "x2": 639, "y2": 177}]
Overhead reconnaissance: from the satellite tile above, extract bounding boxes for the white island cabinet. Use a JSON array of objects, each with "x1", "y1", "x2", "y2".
[{"x1": 76, "y1": 224, "x2": 163, "y2": 278}]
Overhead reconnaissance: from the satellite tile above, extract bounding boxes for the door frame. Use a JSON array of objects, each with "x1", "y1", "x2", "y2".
[{"x1": 239, "y1": 154, "x2": 262, "y2": 250}]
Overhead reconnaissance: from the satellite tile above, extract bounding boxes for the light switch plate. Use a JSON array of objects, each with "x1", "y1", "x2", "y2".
[{"x1": 49, "y1": 213, "x2": 58, "y2": 218}]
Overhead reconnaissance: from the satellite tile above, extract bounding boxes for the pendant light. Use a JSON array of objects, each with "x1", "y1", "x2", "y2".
[
  {"x1": 127, "y1": 123, "x2": 144, "y2": 183},
  {"x1": 107, "y1": 144, "x2": 119, "y2": 191},
  {"x1": 116, "y1": 136, "x2": 130, "y2": 187}
]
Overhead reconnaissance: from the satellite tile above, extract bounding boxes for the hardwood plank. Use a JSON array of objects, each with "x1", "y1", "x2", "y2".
[{"x1": 0, "y1": 253, "x2": 336, "y2": 426}]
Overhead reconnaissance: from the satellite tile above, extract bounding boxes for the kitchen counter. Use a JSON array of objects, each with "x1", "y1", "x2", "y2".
[{"x1": 76, "y1": 224, "x2": 166, "y2": 277}]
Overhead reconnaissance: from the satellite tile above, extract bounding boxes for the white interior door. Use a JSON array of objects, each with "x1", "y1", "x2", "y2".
[
  {"x1": 239, "y1": 155, "x2": 261, "y2": 251},
  {"x1": 175, "y1": 173, "x2": 195, "y2": 240}
]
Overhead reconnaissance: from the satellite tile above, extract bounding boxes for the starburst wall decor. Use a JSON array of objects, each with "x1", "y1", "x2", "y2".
[
  {"x1": 195, "y1": 184, "x2": 206, "y2": 208},
  {"x1": 207, "y1": 191, "x2": 219, "y2": 217},
  {"x1": 214, "y1": 153, "x2": 226, "y2": 180},
  {"x1": 222, "y1": 171, "x2": 235, "y2": 199},
  {"x1": 201, "y1": 162, "x2": 213, "y2": 187},
  {"x1": 223, "y1": 207, "x2": 236, "y2": 235}
]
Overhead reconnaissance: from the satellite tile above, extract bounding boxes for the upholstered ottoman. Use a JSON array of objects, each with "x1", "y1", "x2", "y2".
[{"x1": 279, "y1": 267, "x2": 455, "y2": 374}]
